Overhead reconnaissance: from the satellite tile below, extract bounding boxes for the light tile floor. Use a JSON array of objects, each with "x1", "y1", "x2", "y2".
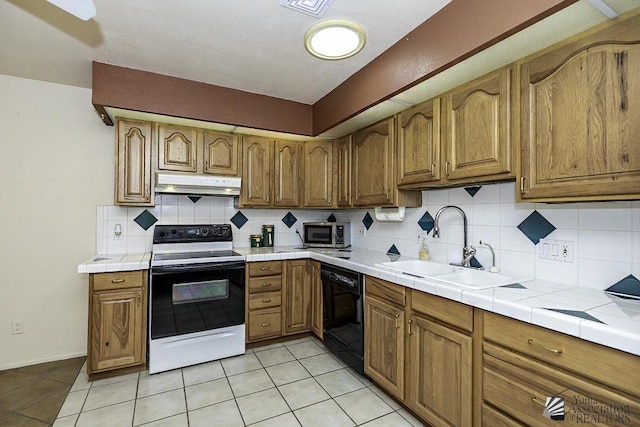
[{"x1": 53, "y1": 337, "x2": 426, "y2": 427}]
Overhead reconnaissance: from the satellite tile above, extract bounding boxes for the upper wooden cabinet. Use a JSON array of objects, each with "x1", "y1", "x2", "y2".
[
  {"x1": 442, "y1": 65, "x2": 514, "y2": 182},
  {"x1": 518, "y1": 13, "x2": 640, "y2": 202},
  {"x1": 397, "y1": 98, "x2": 441, "y2": 186},
  {"x1": 353, "y1": 118, "x2": 422, "y2": 207},
  {"x1": 203, "y1": 130, "x2": 240, "y2": 176},
  {"x1": 303, "y1": 140, "x2": 333, "y2": 208},
  {"x1": 241, "y1": 136, "x2": 300, "y2": 207},
  {"x1": 157, "y1": 124, "x2": 240, "y2": 176},
  {"x1": 335, "y1": 135, "x2": 352, "y2": 207},
  {"x1": 157, "y1": 124, "x2": 198, "y2": 173},
  {"x1": 115, "y1": 119, "x2": 154, "y2": 206}
]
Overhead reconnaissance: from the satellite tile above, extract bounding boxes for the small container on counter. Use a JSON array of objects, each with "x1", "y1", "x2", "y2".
[
  {"x1": 250, "y1": 234, "x2": 262, "y2": 248},
  {"x1": 262, "y1": 224, "x2": 274, "y2": 247}
]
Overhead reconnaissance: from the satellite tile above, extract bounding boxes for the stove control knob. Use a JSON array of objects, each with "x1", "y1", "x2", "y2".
[
  {"x1": 201, "y1": 228, "x2": 209, "y2": 236},
  {"x1": 222, "y1": 228, "x2": 230, "y2": 237},
  {"x1": 171, "y1": 229, "x2": 177, "y2": 235},
  {"x1": 159, "y1": 231, "x2": 166, "y2": 238}
]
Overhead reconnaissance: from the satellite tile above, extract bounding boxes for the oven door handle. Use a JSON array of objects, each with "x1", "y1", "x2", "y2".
[{"x1": 152, "y1": 261, "x2": 245, "y2": 273}]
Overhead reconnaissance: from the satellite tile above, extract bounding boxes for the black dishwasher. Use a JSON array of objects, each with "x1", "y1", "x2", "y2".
[{"x1": 321, "y1": 263, "x2": 364, "y2": 374}]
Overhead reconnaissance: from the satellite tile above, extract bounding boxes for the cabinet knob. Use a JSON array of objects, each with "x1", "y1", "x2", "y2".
[
  {"x1": 261, "y1": 283, "x2": 272, "y2": 288},
  {"x1": 395, "y1": 313, "x2": 400, "y2": 329},
  {"x1": 520, "y1": 177, "x2": 526, "y2": 194},
  {"x1": 445, "y1": 162, "x2": 450, "y2": 176},
  {"x1": 105, "y1": 341, "x2": 109, "y2": 347},
  {"x1": 260, "y1": 267, "x2": 271, "y2": 271},
  {"x1": 261, "y1": 299, "x2": 272, "y2": 303},
  {"x1": 408, "y1": 319, "x2": 413, "y2": 335},
  {"x1": 261, "y1": 322, "x2": 271, "y2": 327}
]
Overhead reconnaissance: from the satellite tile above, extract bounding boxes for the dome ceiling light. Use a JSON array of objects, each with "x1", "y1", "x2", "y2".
[{"x1": 304, "y1": 20, "x2": 366, "y2": 60}]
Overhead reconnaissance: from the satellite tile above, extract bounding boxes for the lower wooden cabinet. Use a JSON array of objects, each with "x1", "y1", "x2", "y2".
[
  {"x1": 282, "y1": 260, "x2": 312, "y2": 335},
  {"x1": 88, "y1": 270, "x2": 148, "y2": 376},
  {"x1": 246, "y1": 261, "x2": 283, "y2": 342},
  {"x1": 310, "y1": 261, "x2": 323, "y2": 340}
]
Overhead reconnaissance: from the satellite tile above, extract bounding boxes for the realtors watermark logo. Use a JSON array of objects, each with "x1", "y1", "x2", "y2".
[
  {"x1": 541, "y1": 388, "x2": 632, "y2": 424},
  {"x1": 543, "y1": 396, "x2": 565, "y2": 421}
]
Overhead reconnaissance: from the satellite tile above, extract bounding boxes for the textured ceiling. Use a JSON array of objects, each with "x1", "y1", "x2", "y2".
[{"x1": 0, "y1": 0, "x2": 451, "y2": 104}]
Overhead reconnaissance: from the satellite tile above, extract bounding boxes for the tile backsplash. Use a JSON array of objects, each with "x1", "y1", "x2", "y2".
[{"x1": 96, "y1": 182, "x2": 640, "y2": 291}]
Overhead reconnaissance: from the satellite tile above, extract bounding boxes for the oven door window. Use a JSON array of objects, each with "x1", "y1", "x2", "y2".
[{"x1": 151, "y1": 264, "x2": 245, "y2": 340}]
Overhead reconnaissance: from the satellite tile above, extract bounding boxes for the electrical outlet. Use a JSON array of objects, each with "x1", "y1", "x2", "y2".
[
  {"x1": 359, "y1": 226, "x2": 367, "y2": 237},
  {"x1": 114, "y1": 223, "x2": 122, "y2": 240},
  {"x1": 12, "y1": 320, "x2": 24, "y2": 335},
  {"x1": 416, "y1": 230, "x2": 429, "y2": 243},
  {"x1": 539, "y1": 239, "x2": 574, "y2": 263}
]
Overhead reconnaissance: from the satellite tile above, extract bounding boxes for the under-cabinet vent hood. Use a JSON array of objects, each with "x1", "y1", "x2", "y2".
[{"x1": 155, "y1": 173, "x2": 241, "y2": 196}]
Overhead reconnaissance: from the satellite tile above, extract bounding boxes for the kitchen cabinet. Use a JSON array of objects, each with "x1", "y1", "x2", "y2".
[
  {"x1": 310, "y1": 260, "x2": 323, "y2": 340},
  {"x1": 483, "y1": 312, "x2": 640, "y2": 425},
  {"x1": 88, "y1": 270, "x2": 147, "y2": 377},
  {"x1": 241, "y1": 136, "x2": 300, "y2": 207},
  {"x1": 353, "y1": 118, "x2": 421, "y2": 207},
  {"x1": 282, "y1": 259, "x2": 312, "y2": 335},
  {"x1": 157, "y1": 125, "x2": 240, "y2": 176},
  {"x1": 397, "y1": 98, "x2": 441, "y2": 186},
  {"x1": 364, "y1": 277, "x2": 406, "y2": 400},
  {"x1": 441, "y1": 65, "x2": 514, "y2": 183},
  {"x1": 518, "y1": 13, "x2": 640, "y2": 202},
  {"x1": 335, "y1": 135, "x2": 352, "y2": 207},
  {"x1": 246, "y1": 261, "x2": 283, "y2": 342},
  {"x1": 303, "y1": 140, "x2": 333, "y2": 208},
  {"x1": 115, "y1": 119, "x2": 154, "y2": 206},
  {"x1": 406, "y1": 291, "x2": 474, "y2": 427}
]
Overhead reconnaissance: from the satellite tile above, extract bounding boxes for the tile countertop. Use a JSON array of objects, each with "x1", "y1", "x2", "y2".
[
  {"x1": 77, "y1": 247, "x2": 640, "y2": 357},
  {"x1": 77, "y1": 252, "x2": 151, "y2": 273}
]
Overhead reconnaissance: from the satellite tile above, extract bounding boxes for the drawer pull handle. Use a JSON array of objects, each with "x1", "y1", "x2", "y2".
[
  {"x1": 260, "y1": 267, "x2": 271, "y2": 271},
  {"x1": 395, "y1": 313, "x2": 400, "y2": 329},
  {"x1": 261, "y1": 322, "x2": 271, "y2": 327},
  {"x1": 528, "y1": 339, "x2": 562, "y2": 354},
  {"x1": 137, "y1": 295, "x2": 141, "y2": 307},
  {"x1": 261, "y1": 283, "x2": 272, "y2": 288},
  {"x1": 445, "y1": 162, "x2": 450, "y2": 176},
  {"x1": 408, "y1": 319, "x2": 413, "y2": 335},
  {"x1": 261, "y1": 299, "x2": 272, "y2": 303},
  {"x1": 111, "y1": 279, "x2": 126, "y2": 283},
  {"x1": 531, "y1": 396, "x2": 545, "y2": 407}
]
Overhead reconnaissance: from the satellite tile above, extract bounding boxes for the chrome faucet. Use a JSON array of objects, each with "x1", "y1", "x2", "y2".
[{"x1": 432, "y1": 205, "x2": 477, "y2": 268}]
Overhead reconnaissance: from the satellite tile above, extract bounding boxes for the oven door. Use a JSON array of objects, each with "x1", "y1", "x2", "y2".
[{"x1": 150, "y1": 261, "x2": 245, "y2": 340}]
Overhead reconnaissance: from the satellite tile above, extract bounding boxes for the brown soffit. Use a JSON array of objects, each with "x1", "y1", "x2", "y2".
[
  {"x1": 92, "y1": 62, "x2": 314, "y2": 135},
  {"x1": 312, "y1": 0, "x2": 579, "y2": 135}
]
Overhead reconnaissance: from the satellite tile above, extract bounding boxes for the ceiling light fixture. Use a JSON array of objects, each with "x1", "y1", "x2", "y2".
[{"x1": 304, "y1": 20, "x2": 366, "y2": 60}]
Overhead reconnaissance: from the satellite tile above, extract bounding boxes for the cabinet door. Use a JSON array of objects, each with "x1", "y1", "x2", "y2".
[
  {"x1": 274, "y1": 140, "x2": 301, "y2": 207},
  {"x1": 353, "y1": 118, "x2": 394, "y2": 206},
  {"x1": 116, "y1": 119, "x2": 154, "y2": 206},
  {"x1": 241, "y1": 136, "x2": 272, "y2": 206},
  {"x1": 442, "y1": 66, "x2": 513, "y2": 181},
  {"x1": 89, "y1": 288, "x2": 144, "y2": 373},
  {"x1": 283, "y1": 260, "x2": 311, "y2": 335},
  {"x1": 407, "y1": 314, "x2": 472, "y2": 427},
  {"x1": 310, "y1": 261, "x2": 323, "y2": 340},
  {"x1": 157, "y1": 124, "x2": 198, "y2": 172},
  {"x1": 519, "y1": 42, "x2": 640, "y2": 201},
  {"x1": 203, "y1": 130, "x2": 239, "y2": 176},
  {"x1": 364, "y1": 295, "x2": 404, "y2": 400},
  {"x1": 397, "y1": 98, "x2": 441, "y2": 186},
  {"x1": 303, "y1": 141, "x2": 333, "y2": 208},
  {"x1": 335, "y1": 135, "x2": 352, "y2": 207}
]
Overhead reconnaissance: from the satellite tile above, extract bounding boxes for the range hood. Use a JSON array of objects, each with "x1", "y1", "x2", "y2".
[{"x1": 155, "y1": 173, "x2": 241, "y2": 196}]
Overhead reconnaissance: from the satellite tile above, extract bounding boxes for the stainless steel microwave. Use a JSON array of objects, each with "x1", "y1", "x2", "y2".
[{"x1": 303, "y1": 222, "x2": 351, "y2": 248}]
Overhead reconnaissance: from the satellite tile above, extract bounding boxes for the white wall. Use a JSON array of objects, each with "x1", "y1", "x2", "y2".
[
  {"x1": 345, "y1": 184, "x2": 640, "y2": 291},
  {"x1": 0, "y1": 75, "x2": 114, "y2": 369}
]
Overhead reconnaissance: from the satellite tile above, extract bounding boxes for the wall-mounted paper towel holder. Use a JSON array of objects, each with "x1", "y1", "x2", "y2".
[{"x1": 374, "y1": 207, "x2": 406, "y2": 222}]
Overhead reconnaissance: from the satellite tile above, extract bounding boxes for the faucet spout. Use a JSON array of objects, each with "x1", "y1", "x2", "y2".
[{"x1": 432, "y1": 205, "x2": 475, "y2": 268}]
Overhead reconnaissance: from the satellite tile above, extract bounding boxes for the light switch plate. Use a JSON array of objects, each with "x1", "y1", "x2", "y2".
[{"x1": 539, "y1": 238, "x2": 574, "y2": 263}]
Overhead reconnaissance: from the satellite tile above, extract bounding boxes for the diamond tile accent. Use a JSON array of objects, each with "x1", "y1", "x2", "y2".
[
  {"x1": 362, "y1": 212, "x2": 374, "y2": 230},
  {"x1": 187, "y1": 196, "x2": 201, "y2": 203},
  {"x1": 517, "y1": 210, "x2": 556, "y2": 244},
  {"x1": 230, "y1": 211, "x2": 248, "y2": 229},
  {"x1": 134, "y1": 210, "x2": 158, "y2": 231},
  {"x1": 418, "y1": 211, "x2": 434, "y2": 232},
  {"x1": 386, "y1": 244, "x2": 400, "y2": 255},
  {"x1": 469, "y1": 256, "x2": 483, "y2": 269},
  {"x1": 281, "y1": 212, "x2": 297, "y2": 228},
  {"x1": 327, "y1": 213, "x2": 336, "y2": 222},
  {"x1": 501, "y1": 283, "x2": 527, "y2": 289},
  {"x1": 544, "y1": 309, "x2": 605, "y2": 324},
  {"x1": 464, "y1": 186, "x2": 481, "y2": 197},
  {"x1": 605, "y1": 275, "x2": 640, "y2": 299}
]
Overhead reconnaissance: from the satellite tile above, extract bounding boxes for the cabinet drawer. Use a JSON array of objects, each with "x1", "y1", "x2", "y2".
[
  {"x1": 411, "y1": 290, "x2": 473, "y2": 332},
  {"x1": 248, "y1": 292, "x2": 281, "y2": 310},
  {"x1": 248, "y1": 261, "x2": 282, "y2": 277},
  {"x1": 248, "y1": 276, "x2": 282, "y2": 294},
  {"x1": 91, "y1": 271, "x2": 145, "y2": 291},
  {"x1": 483, "y1": 312, "x2": 640, "y2": 397},
  {"x1": 248, "y1": 308, "x2": 281, "y2": 341},
  {"x1": 366, "y1": 276, "x2": 406, "y2": 307}
]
